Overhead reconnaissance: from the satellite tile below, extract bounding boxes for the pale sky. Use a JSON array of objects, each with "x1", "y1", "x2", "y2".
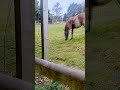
[{"x1": 38, "y1": 0, "x2": 85, "y2": 16}]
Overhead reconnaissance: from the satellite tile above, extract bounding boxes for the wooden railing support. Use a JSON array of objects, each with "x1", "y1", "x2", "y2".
[
  {"x1": 35, "y1": 57, "x2": 85, "y2": 90},
  {"x1": 0, "y1": 73, "x2": 34, "y2": 90}
]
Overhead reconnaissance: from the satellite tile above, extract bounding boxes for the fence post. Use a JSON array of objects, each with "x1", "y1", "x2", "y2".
[{"x1": 41, "y1": 0, "x2": 48, "y2": 59}]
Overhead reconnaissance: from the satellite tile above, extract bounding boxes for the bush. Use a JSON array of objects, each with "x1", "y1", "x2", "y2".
[{"x1": 36, "y1": 81, "x2": 64, "y2": 90}]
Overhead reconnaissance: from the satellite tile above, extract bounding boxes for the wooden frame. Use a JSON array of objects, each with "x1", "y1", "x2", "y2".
[
  {"x1": 14, "y1": 0, "x2": 35, "y2": 83},
  {"x1": 13, "y1": 0, "x2": 85, "y2": 89},
  {"x1": 0, "y1": 73, "x2": 34, "y2": 90}
]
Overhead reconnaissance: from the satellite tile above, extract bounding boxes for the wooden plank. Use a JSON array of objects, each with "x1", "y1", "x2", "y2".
[
  {"x1": 41, "y1": 0, "x2": 48, "y2": 59},
  {"x1": 14, "y1": 0, "x2": 22, "y2": 79},
  {"x1": 35, "y1": 57, "x2": 85, "y2": 90},
  {"x1": 0, "y1": 73, "x2": 34, "y2": 90},
  {"x1": 14, "y1": 0, "x2": 35, "y2": 83}
]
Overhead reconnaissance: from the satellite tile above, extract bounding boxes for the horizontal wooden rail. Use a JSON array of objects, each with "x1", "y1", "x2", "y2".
[
  {"x1": 35, "y1": 57, "x2": 85, "y2": 90},
  {"x1": 0, "y1": 73, "x2": 34, "y2": 90}
]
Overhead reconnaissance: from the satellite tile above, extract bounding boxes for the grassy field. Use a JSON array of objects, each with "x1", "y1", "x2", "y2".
[{"x1": 35, "y1": 23, "x2": 85, "y2": 70}]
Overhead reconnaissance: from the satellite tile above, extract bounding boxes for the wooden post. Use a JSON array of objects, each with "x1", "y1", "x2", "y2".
[
  {"x1": 0, "y1": 73, "x2": 34, "y2": 90},
  {"x1": 14, "y1": 0, "x2": 35, "y2": 83},
  {"x1": 41, "y1": 0, "x2": 48, "y2": 59},
  {"x1": 85, "y1": 0, "x2": 91, "y2": 33}
]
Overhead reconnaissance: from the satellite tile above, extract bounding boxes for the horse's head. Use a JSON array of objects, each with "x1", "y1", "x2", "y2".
[{"x1": 64, "y1": 28, "x2": 69, "y2": 40}]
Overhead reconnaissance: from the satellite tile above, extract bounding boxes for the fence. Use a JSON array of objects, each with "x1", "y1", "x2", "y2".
[
  {"x1": 0, "y1": 0, "x2": 85, "y2": 89},
  {"x1": 35, "y1": 19, "x2": 64, "y2": 24},
  {"x1": 0, "y1": 58, "x2": 85, "y2": 90},
  {"x1": 35, "y1": 57, "x2": 85, "y2": 90}
]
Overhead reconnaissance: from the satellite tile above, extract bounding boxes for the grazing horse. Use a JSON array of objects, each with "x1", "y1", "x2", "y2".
[{"x1": 64, "y1": 13, "x2": 85, "y2": 40}]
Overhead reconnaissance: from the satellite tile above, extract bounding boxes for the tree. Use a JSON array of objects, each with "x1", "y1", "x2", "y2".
[
  {"x1": 35, "y1": 0, "x2": 40, "y2": 21},
  {"x1": 35, "y1": 0, "x2": 55, "y2": 23},
  {"x1": 76, "y1": 4, "x2": 82, "y2": 14},
  {"x1": 66, "y1": 3, "x2": 82, "y2": 18},
  {"x1": 81, "y1": 2, "x2": 85, "y2": 13},
  {"x1": 48, "y1": 10, "x2": 53, "y2": 24},
  {"x1": 63, "y1": 13, "x2": 67, "y2": 21},
  {"x1": 52, "y1": 2, "x2": 62, "y2": 16},
  {"x1": 35, "y1": 0, "x2": 39, "y2": 14},
  {"x1": 82, "y1": 4, "x2": 85, "y2": 12}
]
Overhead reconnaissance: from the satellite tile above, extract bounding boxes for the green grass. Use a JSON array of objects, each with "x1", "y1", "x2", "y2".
[
  {"x1": 35, "y1": 81, "x2": 64, "y2": 90},
  {"x1": 35, "y1": 23, "x2": 85, "y2": 70}
]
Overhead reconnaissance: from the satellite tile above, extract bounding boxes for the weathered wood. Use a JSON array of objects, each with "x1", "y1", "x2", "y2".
[
  {"x1": 35, "y1": 57, "x2": 85, "y2": 90},
  {"x1": 0, "y1": 73, "x2": 34, "y2": 90},
  {"x1": 41, "y1": 0, "x2": 48, "y2": 59},
  {"x1": 14, "y1": 0, "x2": 22, "y2": 79},
  {"x1": 14, "y1": 0, "x2": 35, "y2": 83}
]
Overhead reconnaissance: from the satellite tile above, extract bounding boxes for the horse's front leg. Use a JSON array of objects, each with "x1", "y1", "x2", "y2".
[{"x1": 70, "y1": 28, "x2": 74, "y2": 40}]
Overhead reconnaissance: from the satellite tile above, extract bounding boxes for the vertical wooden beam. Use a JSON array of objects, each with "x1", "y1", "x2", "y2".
[
  {"x1": 14, "y1": 0, "x2": 22, "y2": 79},
  {"x1": 20, "y1": 0, "x2": 35, "y2": 83},
  {"x1": 85, "y1": 0, "x2": 91, "y2": 33},
  {"x1": 14, "y1": 0, "x2": 35, "y2": 83},
  {"x1": 41, "y1": 0, "x2": 48, "y2": 59}
]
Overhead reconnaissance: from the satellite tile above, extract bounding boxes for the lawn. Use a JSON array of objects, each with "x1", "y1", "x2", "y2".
[{"x1": 35, "y1": 23, "x2": 85, "y2": 70}]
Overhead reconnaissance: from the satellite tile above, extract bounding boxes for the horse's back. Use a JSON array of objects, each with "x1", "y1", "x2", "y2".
[
  {"x1": 72, "y1": 13, "x2": 85, "y2": 27},
  {"x1": 65, "y1": 13, "x2": 85, "y2": 29}
]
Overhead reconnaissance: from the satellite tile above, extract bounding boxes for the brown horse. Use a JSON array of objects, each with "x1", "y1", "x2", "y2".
[{"x1": 64, "y1": 13, "x2": 85, "y2": 40}]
